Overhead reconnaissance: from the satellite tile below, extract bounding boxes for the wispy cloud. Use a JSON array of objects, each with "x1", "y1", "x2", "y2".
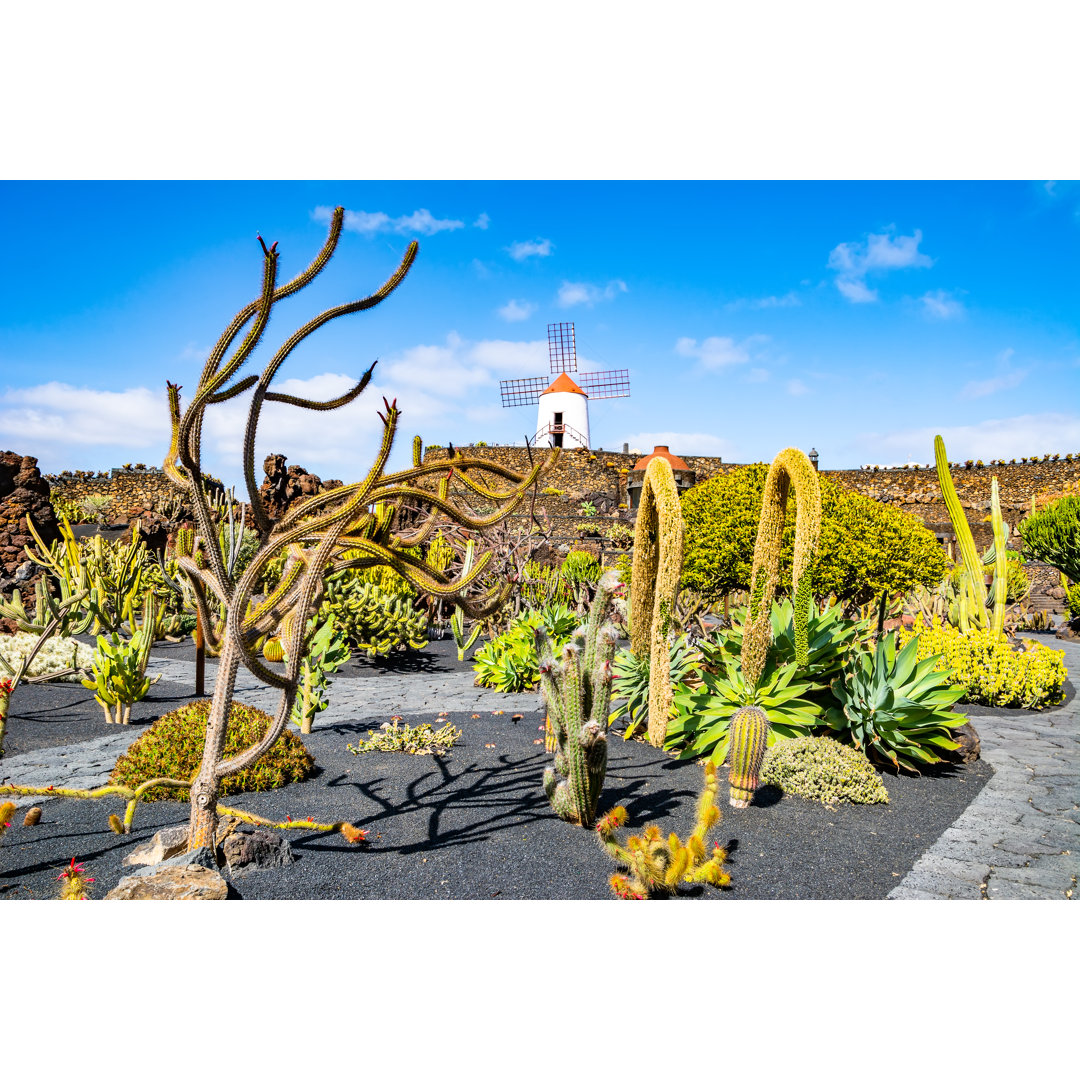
[
  {"x1": 959, "y1": 348, "x2": 1026, "y2": 399},
  {"x1": 675, "y1": 334, "x2": 769, "y2": 370},
  {"x1": 724, "y1": 292, "x2": 801, "y2": 311},
  {"x1": 850, "y1": 412, "x2": 1080, "y2": 464},
  {"x1": 921, "y1": 289, "x2": 965, "y2": 320},
  {"x1": 497, "y1": 299, "x2": 537, "y2": 322},
  {"x1": 507, "y1": 238, "x2": 553, "y2": 260},
  {"x1": 473, "y1": 212, "x2": 490, "y2": 230},
  {"x1": 744, "y1": 368, "x2": 770, "y2": 383},
  {"x1": 557, "y1": 280, "x2": 627, "y2": 308},
  {"x1": 786, "y1": 378, "x2": 809, "y2": 396},
  {"x1": 828, "y1": 227, "x2": 933, "y2": 303},
  {"x1": 313, "y1": 205, "x2": 464, "y2": 237}
]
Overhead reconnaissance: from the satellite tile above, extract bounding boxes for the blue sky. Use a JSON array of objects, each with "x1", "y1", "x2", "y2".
[{"x1": 1, "y1": 181, "x2": 1078, "y2": 487}]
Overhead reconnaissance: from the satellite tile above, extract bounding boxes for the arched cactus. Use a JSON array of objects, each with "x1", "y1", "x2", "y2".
[{"x1": 630, "y1": 456, "x2": 686, "y2": 747}]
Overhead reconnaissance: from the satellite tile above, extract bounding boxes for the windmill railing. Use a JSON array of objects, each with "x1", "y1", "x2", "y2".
[{"x1": 534, "y1": 421, "x2": 588, "y2": 447}]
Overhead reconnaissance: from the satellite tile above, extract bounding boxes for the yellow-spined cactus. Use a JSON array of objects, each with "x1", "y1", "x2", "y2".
[
  {"x1": 262, "y1": 636, "x2": 285, "y2": 662},
  {"x1": 630, "y1": 456, "x2": 685, "y2": 747},
  {"x1": 741, "y1": 448, "x2": 822, "y2": 688}
]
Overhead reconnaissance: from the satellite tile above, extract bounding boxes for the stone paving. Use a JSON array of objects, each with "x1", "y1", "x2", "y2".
[
  {"x1": 2, "y1": 654, "x2": 542, "y2": 808},
  {"x1": 889, "y1": 635, "x2": 1079, "y2": 900},
  {"x1": 5, "y1": 640, "x2": 1078, "y2": 899}
]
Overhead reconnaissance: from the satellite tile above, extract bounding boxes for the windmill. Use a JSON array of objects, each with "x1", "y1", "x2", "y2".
[{"x1": 499, "y1": 322, "x2": 630, "y2": 449}]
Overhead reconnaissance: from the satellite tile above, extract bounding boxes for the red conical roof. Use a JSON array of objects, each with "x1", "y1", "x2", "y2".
[
  {"x1": 632, "y1": 445, "x2": 691, "y2": 471},
  {"x1": 541, "y1": 372, "x2": 587, "y2": 397}
]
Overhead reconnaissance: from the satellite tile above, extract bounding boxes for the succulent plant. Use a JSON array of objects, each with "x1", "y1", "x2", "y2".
[
  {"x1": 596, "y1": 762, "x2": 730, "y2": 898},
  {"x1": 81, "y1": 599, "x2": 161, "y2": 725}
]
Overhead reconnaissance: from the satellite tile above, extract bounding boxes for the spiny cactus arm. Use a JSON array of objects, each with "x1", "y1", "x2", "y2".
[
  {"x1": 381, "y1": 447, "x2": 559, "y2": 492},
  {"x1": 990, "y1": 477, "x2": 1008, "y2": 635},
  {"x1": 198, "y1": 208, "x2": 345, "y2": 389},
  {"x1": 205, "y1": 374, "x2": 259, "y2": 405},
  {"x1": 163, "y1": 380, "x2": 192, "y2": 492},
  {"x1": 934, "y1": 435, "x2": 988, "y2": 615},
  {"x1": 216, "y1": 804, "x2": 367, "y2": 841},
  {"x1": 264, "y1": 369, "x2": 376, "y2": 413}
]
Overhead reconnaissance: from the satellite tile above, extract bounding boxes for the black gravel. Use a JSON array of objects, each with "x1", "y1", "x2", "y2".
[{"x1": 0, "y1": 702, "x2": 993, "y2": 901}]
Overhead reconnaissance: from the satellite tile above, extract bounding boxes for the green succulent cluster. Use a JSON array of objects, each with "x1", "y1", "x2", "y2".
[
  {"x1": 82, "y1": 609, "x2": 160, "y2": 725},
  {"x1": 347, "y1": 718, "x2": 462, "y2": 756},
  {"x1": 110, "y1": 699, "x2": 315, "y2": 801},
  {"x1": 610, "y1": 634, "x2": 703, "y2": 739},
  {"x1": 679, "y1": 463, "x2": 946, "y2": 607},
  {"x1": 473, "y1": 602, "x2": 578, "y2": 692},
  {"x1": 1018, "y1": 494, "x2": 1080, "y2": 582},
  {"x1": 322, "y1": 569, "x2": 429, "y2": 657},
  {"x1": 761, "y1": 736, "x2": 889, "y2": 805}
]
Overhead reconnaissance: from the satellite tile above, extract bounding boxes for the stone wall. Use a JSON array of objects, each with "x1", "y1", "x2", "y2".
[
  {"x1": 0, "y1": 452, "x2": 61, "y2": 595},
  {"x1": 48, "y1": 467, "x2": 184, "y2": 517}
]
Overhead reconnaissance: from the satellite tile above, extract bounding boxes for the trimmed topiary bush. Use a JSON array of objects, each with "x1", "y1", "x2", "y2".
[
  {"x1": 761, "y1": 735, "x2": 889, "y2": 805},
  {"x1": 680, "y1": 464, "x2": 946, "y2": 607},
  {"x1": 109, "y1": 699, "x2": 315, "y2": 801}
]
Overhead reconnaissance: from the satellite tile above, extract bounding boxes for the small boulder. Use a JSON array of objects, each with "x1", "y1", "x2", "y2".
[
  {"x1": 949, "y1": 721, "x2": 981, "y2": 764},
  {"x1": 222, "y1": 825, "x2": 295, "y2": 874},
  {"x1": 106, "y1": 864, "x2": 229, "y2": 900},
  {"x1": 122, "y1": 825, "x2": 189, "y2": 867}
]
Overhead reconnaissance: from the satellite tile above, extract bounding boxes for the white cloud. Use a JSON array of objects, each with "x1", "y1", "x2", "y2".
[
  {"x1": 725, "y1": 292, "x2": 801, "y2": 311},
  {"x1": 497, "y1": 298, "x2": 537, "y2": 322},
  {"x1": 921, "y1": 289, "x2": 965, "y2": 320},
  {"x1": 507, "y1": 238, "x2": 553, "y2": 260},
  {"x1": 960, "y1": 369, "x2": 1027, "y2": 399},
  {"x1": 828, "y1": 227, "x2": 933, "y2": 303},
  {"x1": 745, "y1": 368, "x2": 770, "y2": 383},
  {"x1": 557, "y1": 279, "x2": 628, "y2": 308},
  {"x1": 471, "y1": 258, "x2": 491, "y2": 278},
  {"x1": 622, "y1": 432, "x2": 737, "y2": 458},
  {"x1": 313, "y1": 205, "x2": 464, "y2": 237},
  {"x1": 850, "y1": 413, "x2": 1080, "y2": 464},
  {"x1": 675, "y1": 334, "x2": 769, "y2": 370},
  {"x1": 786, "y1": 379, "x2": 810, "y2": 396},
  {"x1": 178, "y1": 342, "x2": 211, "y2": 363},
  {"x1": 473, "y1": 212, "x2": 490, "y2": 230}
]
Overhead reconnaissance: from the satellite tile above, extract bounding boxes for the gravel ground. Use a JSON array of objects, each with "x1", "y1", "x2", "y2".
[{"x1": 1, "y1": 698, "x2": 993, "y2": 900}]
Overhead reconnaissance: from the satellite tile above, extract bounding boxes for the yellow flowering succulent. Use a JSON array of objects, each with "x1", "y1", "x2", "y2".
[{"x1": 898, "y1": 617, "x2": 1067, "y2": 710}]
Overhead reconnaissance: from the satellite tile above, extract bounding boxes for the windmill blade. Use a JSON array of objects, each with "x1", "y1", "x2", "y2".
[
  {"x1": 500, "y1": 376, "x2": 549, "y2": 407},
  {"x1": 577, "y1": 369, "x2": 630, "y2": 399},
  {"x1": 548, "y1": 321, "x2": 577, "y2": 373}
]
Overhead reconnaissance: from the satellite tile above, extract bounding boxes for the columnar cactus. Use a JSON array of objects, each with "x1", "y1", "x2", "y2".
[
  {"x1": 934, "y1": 434, "x2": 989, "y2": 632},
  {"x1": 596, "y1": 761, "x2": 730, "y2": 898},
  {"x1": 989, "y1": 477, "x2": 1009, "y2": 635},
  {"x1": 538, "y1": 570, "x2": 622, "y2": 826},
  {"x1": 741, "y1": 448, "x2": 822, "y2": 689},
  {"x1": 630, "y1": 456, "x2": 686, "y2": 747},
  {"x1": 727, "y1": 704, "x2": 770, "y2": 808}
]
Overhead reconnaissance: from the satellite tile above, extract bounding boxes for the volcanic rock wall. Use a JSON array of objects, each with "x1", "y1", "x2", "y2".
[{"x1": 0, "y1": 452, "x2": 61, "y2": 593}]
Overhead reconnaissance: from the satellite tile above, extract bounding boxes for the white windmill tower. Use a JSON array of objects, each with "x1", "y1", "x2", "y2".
[{"x1": 499, "y1": 322, "x2": 630, "y2": 449}]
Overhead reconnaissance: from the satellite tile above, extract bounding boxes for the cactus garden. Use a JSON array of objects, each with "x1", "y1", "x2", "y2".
[{"x1": 2, "y1": 190, "x2": 1077, "y2": 904}]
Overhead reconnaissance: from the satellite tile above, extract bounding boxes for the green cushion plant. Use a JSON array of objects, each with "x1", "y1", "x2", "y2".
[
  {"x1": 110, "y1": 699, "x2": 315, "y2": 801},
  {"x1": 760, "y1": 735, "x2": 889, "y2": 805},
  {"x1": 824, "y1": 633, "x2": 967, "y2": 772},
  {"x1": 473, "y1": 602, "x2": 579, "y2": 693},
  {"x1": 680, "y1": 464, "x2": 947, "y2": 607}
]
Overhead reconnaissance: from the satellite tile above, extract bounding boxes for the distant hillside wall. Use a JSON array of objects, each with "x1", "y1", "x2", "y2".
[
  {"x1": 48, "y1": 468, "x2": 182, "y2": 517},
  {"x1": 421, "y1": 445, "x2": 1080, "y2": 554}
]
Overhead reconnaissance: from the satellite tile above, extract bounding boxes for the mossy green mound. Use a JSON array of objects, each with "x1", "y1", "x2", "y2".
[
  {"x1": 761, "y1": 735, "x2": 889, "y2": 805},
  {"x1": 110, "y1": 699, "x2": 315, "y2": 801}
]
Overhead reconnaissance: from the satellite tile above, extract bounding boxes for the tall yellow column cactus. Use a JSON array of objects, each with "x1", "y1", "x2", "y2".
[
  {"x1": 741, "y1": 448, "x2": 822, "y2": 688},
  {"x1": 630, "y1": 456, "x2": 685, "y2": 747}
]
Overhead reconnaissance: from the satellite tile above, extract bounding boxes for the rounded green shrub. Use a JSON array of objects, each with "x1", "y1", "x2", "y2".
[
  {"x1": 1067, "y1": 582, "x2": 1080, "y2": 620},
  {"x1": 760, "y1": 735, "x2": 889, "y2": 805},
  {"x1": 109, "y1": 699, "x2": 315, "y2": 801},
  {"x1": 680, "y1": 464, "x2": 946, "y2": 607}
]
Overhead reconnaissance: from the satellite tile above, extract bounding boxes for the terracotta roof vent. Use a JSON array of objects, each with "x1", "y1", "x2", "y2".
[{"x1": 631, "y1": 445, "x2": 691, "y2": 471}]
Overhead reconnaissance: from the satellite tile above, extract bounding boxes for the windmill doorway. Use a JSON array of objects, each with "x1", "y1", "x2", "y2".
[{"x1": 552, "y1": 412, "x2": 563, "y2": 447}]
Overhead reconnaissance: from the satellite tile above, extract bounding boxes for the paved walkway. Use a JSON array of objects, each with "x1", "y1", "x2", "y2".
[
  {"x1": 2, "y1": 655, "x2": 541, "y2": 808},
  {"x1": 889, "y1": 636, "x2": 1079, "y2": 900},
  {"x1": 5, "y1": 642, "x2": 1078, "y2": 899}
]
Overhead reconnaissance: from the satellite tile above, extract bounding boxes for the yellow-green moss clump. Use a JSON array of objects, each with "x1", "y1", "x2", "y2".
[
  {"x1": 761, "y1": 736, "x2": 889, "y2": 805},
  {"x1": 898, "y1": 617, "x2": 1067, "y2": 709},
  {"x1": 110, "y1": 699, "x2": 315, "y2": 801}
]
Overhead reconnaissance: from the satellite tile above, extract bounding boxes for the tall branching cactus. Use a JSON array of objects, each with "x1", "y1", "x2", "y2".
[
  {"x1": 161, "y1": 209, "x2": 558, "y2": 851},
  {"x1": 731, "y1": 448, "x2": 821, "y2": 808},
  {"x1": 934, "y1": 435, "x2": 989, "y2": 632},
  {"x1": 630, "y1": 457, "x2": 685, "y2": 748},
  {"x1": 538, "y1": 570, "x2": 622, "y2": 826}
]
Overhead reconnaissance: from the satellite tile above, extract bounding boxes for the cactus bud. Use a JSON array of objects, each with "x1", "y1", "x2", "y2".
[
  {"x1": 108, "y1": 814, "x2": 124, "y2": 835},
  {"x1": 23, "y1": 806, "x2": 42, "y2": 827}
]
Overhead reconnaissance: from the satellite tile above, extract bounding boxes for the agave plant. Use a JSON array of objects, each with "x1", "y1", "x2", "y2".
[
  {"x1": 823, "y1": 633, "x2": 967, "y2": 772},
  {"x1": 609, "y1": 634, "x2": 703, "y2": 739},
  {"x1": 666, "y1": 653, "x2": 822, "y2": 766},
  {"x1": 472, "y1": 602, "x2": 578, "y2": 693}
]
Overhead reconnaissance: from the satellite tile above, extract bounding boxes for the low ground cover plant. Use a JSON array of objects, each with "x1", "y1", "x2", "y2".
[
  {"x1": 761, "y1": 736, "x2": 889, "y2": 805},
  {"x1": 110, "y1": 699, "x2": 315, "y2": 801},
  {"x1": 0, "y1": 631, "x2": 93, "y2": 681},
  {"x1": 347, "y1": 717, "x2": 462, "y2": 756},
  {"x1": 898, "y1": 616, "x2": 1067, "y2": 709}
]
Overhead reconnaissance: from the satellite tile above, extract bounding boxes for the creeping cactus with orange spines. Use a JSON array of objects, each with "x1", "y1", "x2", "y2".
[{"x1": 596, "y1": 762, "x2": 730, "y2": 898}]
